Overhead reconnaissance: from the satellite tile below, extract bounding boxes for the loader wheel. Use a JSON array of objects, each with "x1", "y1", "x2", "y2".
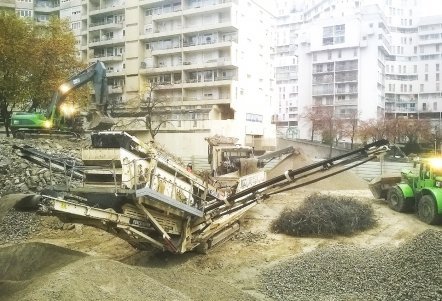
[
  {"x1": 387, "y1": 186, "x2": 411, "y2": 212},
  {"x1": 418, "y1": 195, "x2": 442, "y2": 225}
]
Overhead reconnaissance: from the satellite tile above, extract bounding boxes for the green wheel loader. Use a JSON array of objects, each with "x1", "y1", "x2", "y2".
[{"x1": 369, "y1": 158, "x2": 442, "y2": 224}]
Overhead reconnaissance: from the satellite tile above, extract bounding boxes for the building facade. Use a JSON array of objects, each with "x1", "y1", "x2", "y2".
[
  {"x1": 273, "y1": 0, "x2": 442, "y2": 142},
  {"x1": 5, "y1": 0, "x2": 442, "y2": 152},
  {"x1": 3, "y1": 0, "x2": 277, "y2": 159}
]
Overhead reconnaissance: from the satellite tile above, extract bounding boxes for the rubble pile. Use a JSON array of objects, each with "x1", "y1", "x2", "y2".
[
  {"x1": 260, "y1": 229, "x2": 442, "y2": 301},
  {"x1": 0, "y1": 136, "x2": 89, "y2": 245},
  {"x1": 0, "y1": 137, "x2": 88, "y2": 197}
]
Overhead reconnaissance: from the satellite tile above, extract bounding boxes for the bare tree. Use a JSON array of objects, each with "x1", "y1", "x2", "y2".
[
  {"x1": 120, "y1": 81, "x2": 172, "y2": 141},
  {"x1": 303, "y1": 105, "x2": 328, "y2": 141},
  {"x1": 342, "y1": 109, "x2": 359, "y2": 149}
]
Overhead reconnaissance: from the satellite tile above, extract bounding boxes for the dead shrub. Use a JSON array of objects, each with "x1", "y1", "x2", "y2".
[{"x1": 271, "y1": 193, "x2": 376, "y2": 237}]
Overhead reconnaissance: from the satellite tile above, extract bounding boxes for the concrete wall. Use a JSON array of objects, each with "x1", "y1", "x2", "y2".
[{"x1": 277, "y1": 138, "x2": 349, "y2": 159}]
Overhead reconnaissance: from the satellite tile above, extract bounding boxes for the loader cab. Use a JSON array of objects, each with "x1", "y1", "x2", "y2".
[{"x1": 417, "y1": 158, "x2": 442, "y2": 189}]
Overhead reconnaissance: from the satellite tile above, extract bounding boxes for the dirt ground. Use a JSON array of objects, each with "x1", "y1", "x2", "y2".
[{"x1": 0, "y1": 153, "x2": 440, "y2": 301}]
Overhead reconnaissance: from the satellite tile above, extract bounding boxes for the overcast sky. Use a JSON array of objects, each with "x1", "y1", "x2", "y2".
[
  {"x1": 419, "y1": 0, "x2": 442, "y2": 17},
  {"x1": 279, "y1": 0, "x2": 442, "y2": 17}
]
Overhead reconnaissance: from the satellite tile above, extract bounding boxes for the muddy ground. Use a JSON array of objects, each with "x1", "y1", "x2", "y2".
[{"x1": 0, "y1": 149, "x2": 441, "y2": 300}]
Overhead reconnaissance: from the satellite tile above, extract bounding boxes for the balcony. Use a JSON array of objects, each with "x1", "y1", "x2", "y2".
[
  {"x1": 89, "y1": 54, "x2": 123, "y2": 63},
  {"x1": 89, "y1": 2, "x2": 125, "y2": 15},
  {"x1": 89, "y1": 20, "x2": 124, "y2": 31},
  {"x1": 108, "y1": 86, "x2": 123, "y2": 94},
  {"x1": 335, "y1": 75, "x2": 358, "y2": 83},
  {"x1": 140, "y1": 63, "x2": 183, "y2": 74},
  {"x1": 183, "y1": 75, "x2": 237, "y2": 88},
  {"x1": 181, "y1": 58, "x2": 236, "y2": 70},
  {"x1": 312, "y1": 74, "x2": 334, "y2": 84},
  {"x1": 335, "y1": 62, "x2": 358, "y2": 72},
  {"x1": 34, "y1": 1, "x2": 59, "y2": 12},
  {"x1": 312, "y1": 84, "x2": 333, "y2": 96},
  {"x1": 183, "y1": 0, "x2": 236, "y2": 12},
  {"x1": 182, "y1": 21, "x2": 238, "y2": 35},
  {"x1": 107, "y1": 70, "x2": 125, "y2": 77},
  {"x1": 335, "y1": 88, "x2": 358, "y2": 94},
  {"x1": 181, "y1": 96, "x2": 231, "y2": 105},
  {"x1": 335, "y1": 98, "x2": 357, "y2": 105},
  {"x1": 182, "y1": 39, "x2": 236, "y2": 52},
  {"x1": 89, "y1": 36, "x2": 124, "y2": 47}
]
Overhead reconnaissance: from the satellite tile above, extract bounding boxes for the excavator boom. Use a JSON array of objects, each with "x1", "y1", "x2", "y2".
[{"x1": 11, "y1": 61, "x2": 115, "y2": 136}]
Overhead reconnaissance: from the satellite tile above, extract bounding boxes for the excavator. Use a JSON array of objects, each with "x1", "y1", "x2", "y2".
[
  {"x1": 7, "y1": 132, "x2": 390, "y2": 254},
  {"x1": 10, "y1": 61, "x2": 115, "y2": 137}
]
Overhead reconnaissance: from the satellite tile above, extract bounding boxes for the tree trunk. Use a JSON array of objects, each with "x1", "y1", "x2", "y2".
[{"x1": 1, "y1": 102, "x2": 11, "y2": 137}]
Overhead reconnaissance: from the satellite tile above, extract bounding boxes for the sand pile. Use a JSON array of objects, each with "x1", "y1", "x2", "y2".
[{"x1": 0, "y1": 242, "x2": 259, "y2": 301}]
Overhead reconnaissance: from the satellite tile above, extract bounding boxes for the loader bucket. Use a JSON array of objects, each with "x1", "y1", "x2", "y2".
[
  {"x1": 87, "y1": 111, "x2": 116, "y2": 131},
  {"x1": 368, "y1": 175, "x2": 401, "y2": 200}
]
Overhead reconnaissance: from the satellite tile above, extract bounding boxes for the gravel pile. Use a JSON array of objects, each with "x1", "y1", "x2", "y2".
[
  {"x1": 0, "y1": 208, "x2": 42, "y2": 244},
  {"x1": 260, "y1": 229, "x2": 442, "y2": 301},
  {"x1": 0, "y1": 137, "x2": 87, "y2": 197},
  {"x1": 0, "y1": 136, "x2": 89, "y2": 245}
]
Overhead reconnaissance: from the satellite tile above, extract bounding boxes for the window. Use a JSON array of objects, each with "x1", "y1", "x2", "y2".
[
  {"x1": 437, "y1": 64, "x2": 440, "y2": 71},
  {"x1": 16, "y1": 9, "x2": 32, "y2": 18},
  {"x1": 322, "y1": 24, "x2": 345, "y2": 45},
  {"x1": 420, "y1": 84, "x2": 424, "y2": 92},
  {"x1": 313, "y1": 53, "x2": 317, "y2": 61},
  {"x1": 338, "y1": 50, "x2": 342, "y2": 58},
  {"x1": 414, "y1": 65, "x2": 417, "y2": 73},
  {"x1": 71, "y1": 21, "x2": 80, "y2": 30},
  {"x1": 425, "y1": 74, "x2": 428, "y2": 81},
  {"x1": 328, "y1": 51, "x2": 332, "y2": 60},
  {"x1": 437, "y1": 73, "x2": 440, "y2": 81},
  {"x1": 437, "y1": 83, "x2": 440, "y2": 91}
]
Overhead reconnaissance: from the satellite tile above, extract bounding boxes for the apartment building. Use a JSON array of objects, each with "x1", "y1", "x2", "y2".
[
  {"x1": 273, "y1": 1, "x2": 303, "y2": 138},
  {"x1": 293, "y1": 1, "x2": 390, "y2": 140},
  {"x1": 273, "y1": 0, "x2": 442, "y2": 141},
  {"x1": 4, "y1": 0, "x2": 277, "y2": 159}
]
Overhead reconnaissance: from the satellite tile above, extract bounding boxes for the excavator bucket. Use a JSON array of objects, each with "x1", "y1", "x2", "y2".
[{"x1": 87, "y1": 111, "x2": 116, "y2": 131}]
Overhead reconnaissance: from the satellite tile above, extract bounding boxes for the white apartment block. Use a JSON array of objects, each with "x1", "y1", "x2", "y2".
[
  {"x1": 274, "y1": 0, "x2": 442, "y2": 142},
  {"x1": 2, "y1": 0, "x2": 277, "y2": 159}
]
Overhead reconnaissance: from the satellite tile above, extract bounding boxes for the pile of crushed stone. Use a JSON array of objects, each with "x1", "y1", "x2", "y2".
[
  {"x1": 0, "y1": 136, "x2": 88, "y2": 197},
  {"x1": 260, "y1": 229, "x2": 442, "y2": 301},
  {"x1": 0, "y1": 242, "x2": 258, "y2": 301}
]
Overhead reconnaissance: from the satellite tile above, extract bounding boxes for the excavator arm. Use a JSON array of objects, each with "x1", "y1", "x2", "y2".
[{"x1": 46, "y1": 61, "x2": 114, "y2": 130}]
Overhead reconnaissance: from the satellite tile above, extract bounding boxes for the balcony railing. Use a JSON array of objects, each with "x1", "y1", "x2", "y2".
[
  {"x1": 90, "y1": 20, "x2": 123, "y2": 28},
  {"x1": 336, "y1": 88, "x2": 358, "y2": 94},
  {"x1": 185, "y1": 76, "x2": 237, "y2": 83},
  {"x1": 90, "y1": 36, "x2": 124, "y2": 45},
  {"x1": 90, "y1": 1, "x2": 125, "y2": 12},
  {"x1": 335, "y1": 63, "x2": 358, "y2": 71}
]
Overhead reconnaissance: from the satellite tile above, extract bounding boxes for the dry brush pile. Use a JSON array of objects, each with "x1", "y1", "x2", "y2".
[{"x1": 271, "y1": 193, "x2": 376, "y2": 237}]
